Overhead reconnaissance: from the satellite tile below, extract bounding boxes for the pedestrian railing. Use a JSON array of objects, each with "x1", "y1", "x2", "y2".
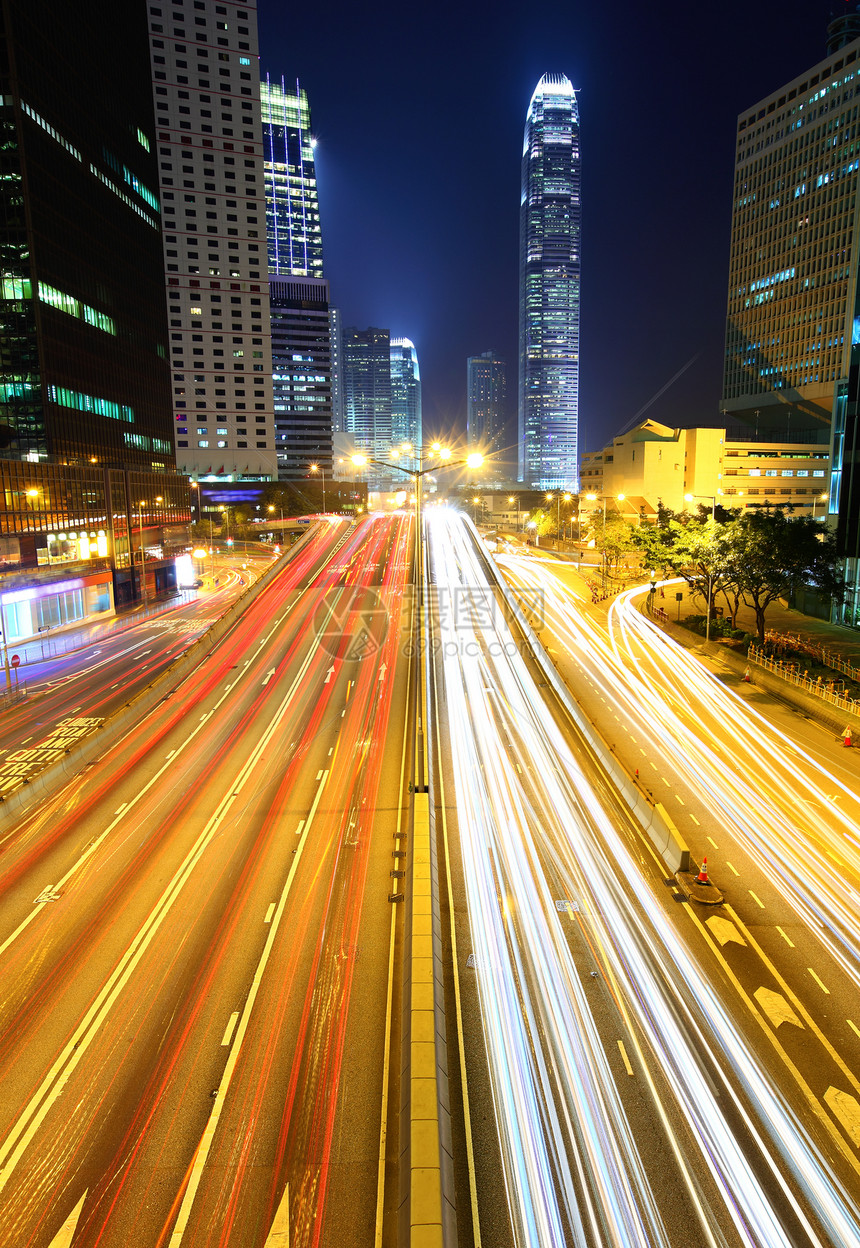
[
  {"x1": 762, "y1": 629, "x2": 860, "y2": 685},
  {"x1": 18, "y1": 590, "x2": 197, "y2": 666},
  {"x1": 748, "y1": 645, "x2": 860, "y2": 716}
]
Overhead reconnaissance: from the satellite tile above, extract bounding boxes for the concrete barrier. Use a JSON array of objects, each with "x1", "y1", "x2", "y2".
[
  {"x1": 475, "y1": 532, "x2": 688, "y2": 876},
  {"x1": 401, "y1": 790, "x2": 451, "y2": 1248}
]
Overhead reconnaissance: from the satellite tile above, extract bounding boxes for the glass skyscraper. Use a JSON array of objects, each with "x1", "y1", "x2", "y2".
[
  {"x1": 518, "y1": 73, "x2": 581, "y2": 488},
  {"x1": 467, "y1": 351, "x2": 507, "y2": 453},
  {"x1": 261, "y1": 76, "x2": 323, "y2": 278},
  {"x1": 261, "y1": 76, "x2": 332, "y2": 481},
  {"x1": 390, "y1": 338, "x2": 422, "y2": 450}
]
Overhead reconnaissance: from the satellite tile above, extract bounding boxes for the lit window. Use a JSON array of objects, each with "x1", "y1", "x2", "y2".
[
  {"x1": 190, "y1": 306, "x2": 202, "y2": 315},
  {"x1": 198, "y1": 439, "x2": 209, "y2": 447}
]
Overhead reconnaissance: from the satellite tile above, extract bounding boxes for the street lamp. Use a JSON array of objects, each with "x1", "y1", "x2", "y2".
[
  {"x1": 472, "y1": 495, "x2": 481, "y2": 525},
  {"x1": 309, "y1": 462, "x2": 327, "y2": 514},
  {"x1": 812, "y1": 491, "x2": 828, "y2": 521},
  {"x1": 684, "y1": 492, "x2": 718, "y2": 641},
  {"x1": 508, "y1": 495, "x2": 521, "y2": 532},
  {"x1": 351, "y1": 445, "x2": 484, "y2": 594},
  {"x1": 137, "y1": 499, "x2": 147, "y2": 604}
]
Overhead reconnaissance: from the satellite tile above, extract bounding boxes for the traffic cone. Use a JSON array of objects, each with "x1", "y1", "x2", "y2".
[
  {"x1": 843, "y1": 727, "x2": 853, "y2": 748},
  {"x1": 743, "y1": 665, "x2": 751, "y2": 682},
  {"x1": 694, "y1": 857, "x2": 711, "y2": 885}
]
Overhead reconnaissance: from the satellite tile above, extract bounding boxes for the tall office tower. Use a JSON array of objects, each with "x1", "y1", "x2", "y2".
[
  {"x1": 343, "y1": 326, "x2": 391, "y2": 483},
  {"x1": 0, "y1": 0, "x2": 189, "y2": 605},
  {"x1": 723, "y1": 18, "x2": 860, "y2": 624},
  {"x1": 467, "y1": 351, "x2": 507, "y2": 451},
  {"x1": 148, "y1": 0, "x2": 276, "y2": 481},
  {"x1": 261, "y1": 76, "x2": 332, "y2": 480},
  {"x1": 0, "y1": 0, "x2": 174, "y2": 468},
  {"x1": 518, "y1": 73, "x2": 581, "y2": 489},
  {"x1": 390, "y1": 338, "x2": 422, "y2": 449}
]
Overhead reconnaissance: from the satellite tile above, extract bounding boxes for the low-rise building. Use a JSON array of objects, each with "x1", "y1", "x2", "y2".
[{"x1": 579, "y1": 420, "x2": 830, "y2": 521}]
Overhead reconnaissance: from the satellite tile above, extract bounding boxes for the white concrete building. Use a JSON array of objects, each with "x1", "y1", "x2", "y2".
[{"x1": 148, "y1": 0, "x2": 276, "y2": 480}]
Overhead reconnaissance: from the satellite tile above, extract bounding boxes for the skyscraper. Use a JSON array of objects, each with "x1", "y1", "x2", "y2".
[
  {"x1": 722, "y1": 16, "x2": 860, "y2": 624},
  {"x1": 343, "y1": 327, "x2": 391, "y2": 483},
  {"x1": 467, "y1": 351, "x2": 506, "y2": 452},
  {"x1": 518, "y1": 73, "x2": 581, "y2": 489},
  {"x1": 148, "y1": 0, "x2": 276, "y2": 481},
  {"x1": 0, "y1": 0, "x2": 188, "y2": 612},
  {"x1": 261, "y1": 76, "x2": 332, "y2": 481},
  {"x1": 390, "y1": 338, "x2": 422, "y2": 450}
]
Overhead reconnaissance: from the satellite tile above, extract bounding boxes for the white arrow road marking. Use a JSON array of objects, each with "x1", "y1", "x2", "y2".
[
  {"x1": 324, "y1": 665, "x2": 335, "y2": 684},
  {"x1": 706, "y1": 916, "x2": 746, "y2": 947},
  {"x1": 754, "y1": 987, "x2": 804, "y2": 1030},
  {"x1": 825, "y1": 1087, "x2": 860, "y2": 1146},
  {"x1": 47, "y1": 1188, "x2": 87, "y2": 1248},
  {"x1": 262, "y1": 668, "x2": 276, "y2": 686},
  {"x1": 378, "y1": 662, "x2": 387, "y2": 681},
  {"x1": 264, "y1": 1182, "x2": 290, "y2": 1246}
]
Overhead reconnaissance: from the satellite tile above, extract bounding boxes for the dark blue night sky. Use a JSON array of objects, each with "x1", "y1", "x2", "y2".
[{"x1": 257, "y1": 0, "x2": 843, "y2": 457}]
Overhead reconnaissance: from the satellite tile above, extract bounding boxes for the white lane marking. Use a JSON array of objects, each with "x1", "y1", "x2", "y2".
[
  {"x1": 295, "y1": 820, "x2": 305, "y2": 837},
  {"x1": 825, "y1": 1087, "x2": 860, "y2": 1146},
  {"x1": 689, "y1": 814, "x2": 700, "y2": 826},
  {"x1": 47, "y1": 1188, "x2": 88, "y2": 1248},
  {"x1": 168, "y1": 773, "x2": 329, "y2": 1245},
  {"x1": 0, "y1": 620, "x2": 336, "y2": 1189},
  {"x1": 114, "y1": 803, "x2": 127, "y2": 815},
  {"x1": 754, "y1": 987, "x2": 804, "y2": 1030},
  {"x1": 264, "y1": 903, "x2": 276, "y2": 924},
  {"x1": 808, "y1": 968, "x2": 831, "y2": 995},
  {"x1": 166, "y1": 750, "x2": 176, "y2": 760},
  {"x1": 315, "y1": 770, "x2": 323, "y2": 781},
  {"x1": 749, "y1": 890, "x2": 765, "y2": 909},
  {"x1": 776, "y1": 926, "x2": 795, "y2": 947},
  {"x1": 220, "y1": 1012, "x2": 240, "y2": 1047},
  {"x1": 725, "y1": 861, "x2": 740, "y2": 877},
  {"x1": 328, "y1": 747, "x2": 333, "y2": 756},
  {"x1": 617, "y1": 1040, "x2": 634, "y2": 1076},
  {"x1": 707, "y1": 836, "x2": 719, "y2": 849},
  {"x1": 848, "y1": 1020, "x2": 860, "y2": 1042}
]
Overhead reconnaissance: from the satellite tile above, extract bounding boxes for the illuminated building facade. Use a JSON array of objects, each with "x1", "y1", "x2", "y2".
[
  {"x1": 261, "y1": 77, "x2": 323, "y2": 278},
  {"x1": 262, "y1": 77, "x2": 332, "y2": 481},
  {"x1": 723, "y1": 16, "x2": 860, "y2": 623},
  {"x1": 342, "y1": 327, "x2": 391, "y2": 484},
  {"x1": 467, "y1": 351, "x2": 506, "y2": 452},
  {"x1": 148, "y1": 0, "x2": 276, "y2": 481},
  {"x1": 390, "y1": 338, "x2": 422, "y2": 450},
  {"x1": 518, "y1": 73, "x2": 581, "y2": 489},
  {"x1": 0, "y1": 0, "x2": 189, "y2": 610}
]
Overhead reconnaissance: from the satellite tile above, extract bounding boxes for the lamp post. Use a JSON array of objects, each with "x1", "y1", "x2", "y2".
[
  {"x1": 508, "y1": 495, "x2": 520, "y2": 532},
  {"x1": 352, "y1": 444, "x2": 483, "y2": 596},
  {"x1": 684, "y1": 492, "x2": 718, "y2": 641},
  {"x1": 137, "y1": 500, "x2": 147, "y2": 604},
  {"x1": 812, "y1": 491, "x2": 828, "y2": 521},
  {"x1": 472, "y1": 495, "x2": 481, "y2": 525},
  {"x1": 310, "y1": 461, "x2": 327, "y2": 514}
]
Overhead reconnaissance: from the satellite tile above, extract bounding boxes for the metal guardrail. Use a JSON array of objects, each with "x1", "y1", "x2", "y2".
[
  {"x1": 748, "y1": 645, "x2": 860, "y2": 715},
  {"x1": 761, "y1": 629, "x2": 860, "y2": 684}
]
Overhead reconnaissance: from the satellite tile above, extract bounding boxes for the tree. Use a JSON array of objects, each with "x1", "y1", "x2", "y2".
[
  {"x1": 526, "y1": 508, "x2": 555, "y2": 541},
  {"x1": 601, "y1": 512, "x2": 636, "y2": 575},
  {"x1": 730, "y1": 510, "x2": 844, "y2": 642}
]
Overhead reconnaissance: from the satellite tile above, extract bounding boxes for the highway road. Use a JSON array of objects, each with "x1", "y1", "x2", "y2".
[
  {"x1": 0, "y1": 552, "x2": 275, "y2": 795},
  {"x1": 427, "y1": 511, "x2": 860, "y2": 1248},
  {"x1": 0, "y1": 513, "x2": 412, "y2": 1247}
]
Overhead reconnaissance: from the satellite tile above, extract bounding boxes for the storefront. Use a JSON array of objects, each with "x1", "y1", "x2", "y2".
[{"x1": 0, "y1": 570, "x2": 114, "y2": 643}]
